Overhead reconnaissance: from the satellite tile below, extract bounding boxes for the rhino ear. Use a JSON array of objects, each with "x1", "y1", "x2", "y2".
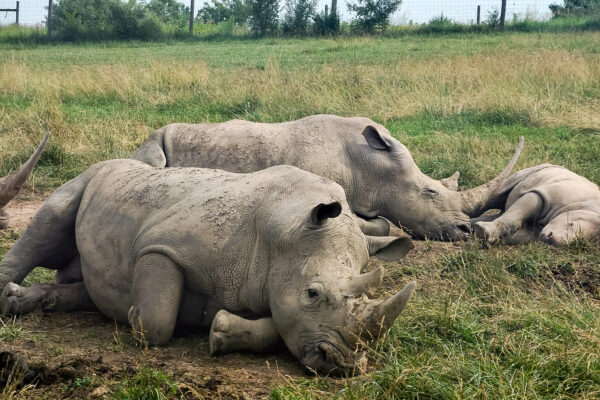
[
  {"x1": 310, "y1": 202, "x2": 342, "y2": 227},
  {"x1": 440, "y1": 171, "x2": 460, "y2": 191},
  {"x1": 366, "y1": 236, "x2": 414, "y2": 261},
  {"x1": 362, "y1": 126, "x2": 391, "y2": 151}
]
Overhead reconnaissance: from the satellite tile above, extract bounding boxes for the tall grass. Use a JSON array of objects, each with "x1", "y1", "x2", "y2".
[{"x1": 1, "y1": 32, "x2": 599, "y2": 189}]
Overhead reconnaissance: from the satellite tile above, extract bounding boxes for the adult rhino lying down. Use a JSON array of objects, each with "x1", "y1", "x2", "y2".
[
  {"x1": 0, "y1": 133, "x2": 49, "y2": 229},
  {"x1": 0, "y1": 160, "x2": 416, "y2": 375},
  {"x1": 473, "y1": 164, "x2": 600, "y2": 246},
  {"x1": 132, "y1": 115, "x2": 524, "y2": 241}
]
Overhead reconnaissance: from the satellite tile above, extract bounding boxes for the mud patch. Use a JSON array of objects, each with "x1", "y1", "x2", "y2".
[
  {"x1": 3, "y1": 197, "x2": 45, "y2": 231},
  {"x1": 2, "y1": 311, "x2": 305, "y2": 399}
]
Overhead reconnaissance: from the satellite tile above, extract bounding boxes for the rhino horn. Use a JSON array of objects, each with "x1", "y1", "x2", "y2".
[
  {"x1": 459, "y1": 136, "x2": 523, "y2": 217},
  {"x1": 346, "y1": 281, "x2": 416, "y2": 344},
  {"x1": 343, "y1": 267, "x2": 385, "y2": 296},
  {"x1": 440, "y1": 171, "x2": 460, "y2": 191},
  {"x1": 0, "y1": 132, "x2": 49, "y2": 209}
]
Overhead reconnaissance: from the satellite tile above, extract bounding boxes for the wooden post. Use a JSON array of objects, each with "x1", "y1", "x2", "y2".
[
  {"x1": 500, "y1": 0, "x2": 507, "y2": 30},
  {"x1": 189, "y1": 0, "x2": 195, "y2": 36},
  {"x1": 477, "y1": 5, "x2": 480, "y2": 25},
  {"x1": 15, "y1": 1, "x2": 19, "y2": 25},
  {"x1": 47, "y1": 0, "x2": 53, "y2": 39}
]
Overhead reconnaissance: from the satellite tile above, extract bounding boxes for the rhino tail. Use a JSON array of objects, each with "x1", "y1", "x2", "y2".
[{"x1": 131, "y1": 127, "x2": 168, "y2": 168}]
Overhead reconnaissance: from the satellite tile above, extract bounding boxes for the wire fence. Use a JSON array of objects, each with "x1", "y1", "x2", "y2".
[{"x1": 0, "y1": 0, "x2": 557, "y2": 29}]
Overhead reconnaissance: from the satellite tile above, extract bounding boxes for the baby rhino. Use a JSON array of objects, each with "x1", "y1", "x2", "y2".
[
  {"x1": 0, "y1": 160, "x2": 415, "y2": 375},
  {"x1": 473, "y1": 164, "x2": 600, "y2": 246}
]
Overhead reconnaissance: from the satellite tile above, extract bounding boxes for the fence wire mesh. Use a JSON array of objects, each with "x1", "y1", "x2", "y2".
[{"x1": 0, "y1": 0, "x2": 556, "y2": 27}]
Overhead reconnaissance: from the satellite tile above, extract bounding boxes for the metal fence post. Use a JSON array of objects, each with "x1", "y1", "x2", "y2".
[
  {"x1": 189, "y1": 0, "x2": 195, "y2": 36},
  {"x1": 500, "y1": 0, "x2": 507, "y2": 30},
  {"x1": 47, "y1": 0, "x2": 53, "y2": 39},
  {"x1": 15, "y1": 1, "x2": 19, "y2": 25},
  {"x1": 477, "y1": 5, "x2": 480, "y2": 25}
]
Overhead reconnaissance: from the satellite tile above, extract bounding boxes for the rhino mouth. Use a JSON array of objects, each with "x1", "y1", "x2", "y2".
[
  {"x1": 300, "y1": 339, "x2": 366, "y2": 376},
  {"x1": 413, "y1": 223, "x2": 472, "y2": 242}
]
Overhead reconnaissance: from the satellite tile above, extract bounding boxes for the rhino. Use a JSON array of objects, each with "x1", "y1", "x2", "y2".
[
  {"x1": 132, "y1": 115, "x2": 523, "y2": 241},
  {"x1": 0, "y1": 133, "x2": 49, "y2": 229},
  {"x1": 472, "y1": 164, "x2": 600, "y2": 246},
  {"x1": 0, "y1": 159, "x2": 416, "y2": 375}
]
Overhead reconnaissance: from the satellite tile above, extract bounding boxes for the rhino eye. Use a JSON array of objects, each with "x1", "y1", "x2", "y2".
[
  {"x1": 307, "y1": 288, "x2": 319, "y2": 298},
  {"x1": 423, "y1": 188, "x2": 438, "y2": 196}
]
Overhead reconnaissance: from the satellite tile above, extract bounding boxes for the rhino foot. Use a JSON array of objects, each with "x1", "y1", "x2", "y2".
[
  {"x1": 0, "y1": 282, "x2": 48, "y2": 315},
  {"x1": 473, "y1": 221, "x2": 501, "y2": 245},
  {"x1": 209, "y1": 310, "x2": 234, "y2": 355}
]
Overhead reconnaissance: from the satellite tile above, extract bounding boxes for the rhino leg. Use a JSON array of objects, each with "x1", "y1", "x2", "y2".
[
  {"x1": 474, "y1": 193, "x2": 543, "y2": 244},
  {"x1": 356, "y1": 215, "x2": 390, "y2": 236},
  {"x1": 0, "y1": 172, "x2": 93, "y2": 291},
  {"x1": 127, "y1": 253, "x2": 183, "y2": 345},
  {"x1": 470, "y1": 211, "x2": 503, "y2": 225},
  {"x1": 0, "y1": 281, "x2": 95, "y2": 315},
  {"x1": 209, "y1": 310, "x2": 282, "y2": 355}
]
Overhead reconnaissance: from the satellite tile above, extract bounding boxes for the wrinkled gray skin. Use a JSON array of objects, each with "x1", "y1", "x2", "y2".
[
  {"x1": 133, "y1": 115, "x2": 523, "y2": 241},
  {"x1": 0, "y1": 133, "x2": 49, "y2": 229},
  {"x1": 0, "y1": 160, "x2": 416, "y2": 375},
  {"x1": 472, "y1": 164, "x2": 600, "y2": 246}
]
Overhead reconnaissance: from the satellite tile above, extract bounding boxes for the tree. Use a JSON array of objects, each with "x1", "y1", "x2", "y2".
[
  {"x1": 313, "y1": 8, "x2": 339, "y2": 35},
  {"x1": 198, "y1": 0, "x2": 251, "y2": 24},
  {"x1": 50, "y1": 0, "x2": 164, "y2": 41},
  {"x1": 347, "y1": 0, "x2": 401, "y2": 33},
  {"x1": 248, "y1": 0, "x2": 279, "y2": 36},
  {"x1": 145, "y1": 0, "x2": 189, "y2": 26},
  {"x1": 549, "y1": 0, "x2": 600, "y2": 17},
  {"x1": 282, "y1": 0, "x2": 317, "y2": 35}
]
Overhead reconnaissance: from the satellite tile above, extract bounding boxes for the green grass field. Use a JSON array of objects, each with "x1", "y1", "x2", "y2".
[{"x1": 0, "y1": 31, "x2": 599, "y2": 399}]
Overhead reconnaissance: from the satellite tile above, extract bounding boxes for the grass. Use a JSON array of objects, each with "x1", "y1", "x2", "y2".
[{"x1": 0, "y1": 30, "x2": 599, "y2": 399}]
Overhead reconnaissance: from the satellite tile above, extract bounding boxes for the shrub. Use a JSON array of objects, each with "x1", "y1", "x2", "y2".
[
  {"x1": 550, "y1": 0, "x2": 600, "y2": 17},
  {"x1": 282, "y1": 0, "x2": 317, "y2": 36},
  {"x1": 198, "y1": 0, "x2": 251, "y2": 24},
  {"x1": 312, "y1": 8, "x2": 339, "y2": 35},
  {"x1": 50, "y1": 0, "x2": 165, "y2": 41},
  {"x1": 247, "y1": 0, "x2": 279, "y2": 36},
  {"x1": 348, "y1": 0, "x2": 402, "y2": 34}
]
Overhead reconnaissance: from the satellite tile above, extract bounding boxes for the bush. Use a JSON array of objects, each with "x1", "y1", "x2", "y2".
[
  {"x1": 348, "y1": 0, "x2": 402, "y2": 33},
  {"x1": 312, "y1": 9, "x2": 339, "y2": 35},
  {"x1": 247, "y1": 0, "x2": 279, "y2": 36},
  {"x1": 50, "y1": 0, "x2": 166, "y2": 41},
  {"x1": 145, "y1": 0, "x2": 189, "y2": 27},
  {"x1": 198, "y1": 0, "x2": 251, "y2": 24},
  {"x1": 550, "y1": 0, "x2": 600, "y2": 17},
  {"x1": 282, "y1": 0, "x2": 317, "y2": 36}
]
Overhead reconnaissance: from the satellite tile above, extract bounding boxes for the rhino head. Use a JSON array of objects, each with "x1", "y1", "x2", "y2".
[
  {"x1": 539, "y1": 201, "x2": 600, "y2": 246},
  {"x1": 0, "y1": 133, "x2": 49, "y2": 229},
  {"x1": 349, "y1": 125, "x2": 523, "y2": 241},
  {"x1": 265, "y1": 198, "x2": 415, "y2": 375}
]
